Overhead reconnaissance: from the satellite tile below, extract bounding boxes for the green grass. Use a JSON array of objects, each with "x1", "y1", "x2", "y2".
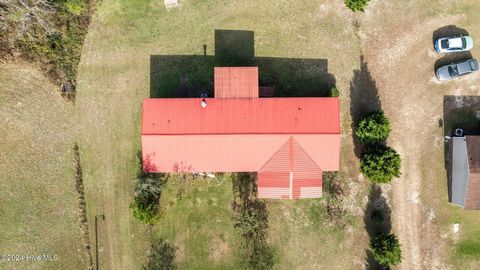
[
  {"x1": 0, "y1": 65, "x2": 84, "y2": 270},
  {"x1": 154, "y1": 175, "x2": 241, "y2": 269},
  {"x1": 457, "y1": 236, "x2": 480, "y2": 258},
  {"x1": 76, "y1": 0, "x2": 364, "y2": 268}
]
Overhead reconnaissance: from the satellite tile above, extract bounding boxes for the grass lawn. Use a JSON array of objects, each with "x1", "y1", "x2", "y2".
[
  {"x1": 435, "y1": 95, "x2": 480, "y2": 269},
  {"x1": 2, "y1": 0, "x2": 480, "y2": 269},
  {"x1": 76, "y1": 0, "x2": 365, "y2": 269},
  {"x1": 0, "y1": 64, "x2": 85, "y2": 270},
  {"x1": 155, "y1": 174, "x2": 241, "y2": 269}
]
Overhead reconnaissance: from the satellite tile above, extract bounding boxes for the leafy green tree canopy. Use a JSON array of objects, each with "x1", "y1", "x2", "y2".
[
  {"x1": 344, "y1": 0, "x2": 370, "y2": 12},
  {"x1": 360, "y1": 145, "x2": 401, "y2": 183},
  {"x1": 355, "y1": 110, "x2": 391, "y2": 143},
  {"x1": 371, "y1": 233, "x2": 402, "y2": 266}
]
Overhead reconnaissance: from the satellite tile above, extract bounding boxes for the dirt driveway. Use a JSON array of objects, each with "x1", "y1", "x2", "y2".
[{"x1": 359, "y1": 3, "x2": 480, "y2": 268}]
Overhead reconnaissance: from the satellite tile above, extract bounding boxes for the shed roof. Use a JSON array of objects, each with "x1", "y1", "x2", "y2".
[
  {"x1": 465, "y1": 136, "x2": 480, "y2": 209},
  {"x1": 451, "y1": 136, "x2": 468, "y2": 207},
  {"x1": 214, "y1": 67, "x2": 259, "y2": 98},
  {"x1": 451, "y1": 136, "x2": 480, "y2": 209}
]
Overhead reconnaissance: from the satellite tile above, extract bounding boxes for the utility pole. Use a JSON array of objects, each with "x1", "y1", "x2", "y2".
[{"x1": 94, "y1": 214, "x2": 105, "y2": 270}]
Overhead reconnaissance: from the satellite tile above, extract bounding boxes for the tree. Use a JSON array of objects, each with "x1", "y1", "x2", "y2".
[
  {"x1": 344, "y1": 0, "x2": 370, "y2": 12},
  {"x1": 144, "y1": 238, "x2": 177, "y2": 270},
  {"x1": 355, "y1": 110, "x2": 391, "y2": 143},
  {"x1": 360, "y1": 145, "x2": 401, "y2": 183},
  {"x1": 371, "y1": 233, "x2": 402, "y2": 266}
]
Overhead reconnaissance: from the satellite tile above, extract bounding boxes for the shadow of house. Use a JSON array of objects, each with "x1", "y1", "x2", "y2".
[
  {"x1": 443, "y1": 96, "x2": 480, "y2": 202},
  {"x1": 150, "y1": 30, "x2": 335, "y2": 98},
  {"x1": 363, "y1": 185, "x2": 392, "y2": 270},
  {"x1": 349, "y1": 55, "x2": 381, "y2": 157}
]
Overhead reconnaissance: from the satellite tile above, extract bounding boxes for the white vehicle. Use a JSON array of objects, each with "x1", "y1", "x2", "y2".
[{"x1": 434, "y1": 36, "x2": 473, "y2": 53}]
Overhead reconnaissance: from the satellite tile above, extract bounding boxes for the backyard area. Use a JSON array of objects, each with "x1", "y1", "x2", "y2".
[{"x1": 1, "y1": 0, "x2": 480, "y2": 269}]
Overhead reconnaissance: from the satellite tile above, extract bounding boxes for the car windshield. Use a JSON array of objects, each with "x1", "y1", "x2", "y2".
[
  {"x1": 470, "y1": 61, "x2": 477, "y2": 70},
  {"x1": 441, "y1": 39, "x2": 449, "y2": 48},
  {"x1": 462, "y1": 37, "x2": 467, "y2": 48},
  {"x1": 448, "y1": 65, "x2": 459, "y2": 76}
]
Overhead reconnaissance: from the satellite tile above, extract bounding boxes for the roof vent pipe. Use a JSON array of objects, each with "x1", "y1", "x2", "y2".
[{"x1": 201, "y1": 94, "x2": 208, "y2": 108}]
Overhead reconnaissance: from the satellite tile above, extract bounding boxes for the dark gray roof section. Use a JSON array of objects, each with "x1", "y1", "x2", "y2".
[{"x1": 452, "y1": 137, "x2": 469, "y2": 207}]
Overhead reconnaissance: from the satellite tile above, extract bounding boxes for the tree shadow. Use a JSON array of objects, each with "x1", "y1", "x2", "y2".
[
  {"x1": 231, "y1": 172, "x2": 274, "y2": 269},
  {"x1": 349, "y1": 55, "x2": 381, "y2": 157},
  {"x1": 150, "y1": 30, "x2": 335, "y2": 98},
  {"x1": 442, "y1": 96, "x2": 480, "y2": 202},
  {"x1": 364, "y1": 184, "x2": 392, "y2": 270}
]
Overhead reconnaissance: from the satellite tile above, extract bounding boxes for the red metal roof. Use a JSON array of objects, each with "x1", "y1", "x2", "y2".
[
  {"x1": 214, "y1": 67, "x2": 259, "y2": 98},
  {"x1": 142, "y1": 98, "x2": 340, "y2": 135},
  {"x1": 258, "y1": 137, "x2": 323, "y2": 199},
  {"x1": 142, "y1": 134, "x2": 339, "y2": 172},
  {"x1": 141, "y1": 66, "x2": 340, "y2": 200}
]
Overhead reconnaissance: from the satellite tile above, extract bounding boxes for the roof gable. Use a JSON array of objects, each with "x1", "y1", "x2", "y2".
[
  {"x1": 258, "y1": 137, "x2": 323, "y2": 199},
  {"x1": 141, "y1": 134, "x2": 340, "y2": 173}
]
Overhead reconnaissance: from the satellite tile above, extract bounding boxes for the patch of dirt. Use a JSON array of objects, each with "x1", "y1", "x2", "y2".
[
  {"x1": 208, "y1": 235, "x2": 231, "y2": 264},
  {"x1": 361, "y1": 14, "x2": 467, "y2": 270},
  {"x1": 174, "y1": 231, "x2": 187, "y2": 262}
]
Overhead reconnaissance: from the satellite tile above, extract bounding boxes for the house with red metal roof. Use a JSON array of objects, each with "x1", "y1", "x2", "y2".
[{"x1": 142, "y1": 66, "x2": 340, "y2": 199}]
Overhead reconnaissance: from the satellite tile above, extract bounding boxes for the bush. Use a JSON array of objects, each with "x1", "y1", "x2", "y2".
[
  {"x1": 240, "y1": 241, "x2": 275, "y2": 270},
  {"x1": 144, "y1": 238, "x2": 177, "y2": 270},
  {"x1": 233, "y1": 204, "x2": 269, "y2": 239},
  {"x1": 330, "y1": 86, "x2": 340, "y2": 97},
  {"x1": 371, "y1": 233, "x2": 402, "y2": 266},
  {"x1": 355, "y1": 110, "x2": 391, "y2": 143},
  {"x1": 131, "y1": 176, "x2": 163, "y2": 224},
  {"x1": 344, "y1": 0, "x2": 370, "y2": 12},
  {"x1": 231, "y1": 172, "x2": 274, "y2": 269},
  {"x1": 130, "y1": 199, "x2": 158, "y2": 224},
  {"x1": 0, "y1": 0, "x2": 92, "y2": 93},
  {"x1": 360, "y1": 145, "x2": 401, "y2": 183}
]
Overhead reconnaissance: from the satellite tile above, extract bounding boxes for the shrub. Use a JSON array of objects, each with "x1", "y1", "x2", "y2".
[
  {"x1": 371, "y1": 233, "x2": 402, "y2": 266},
  {"x1": 0, "y1": 0, "x2": 92, "y2": 95},
  {"x1": 355, "y1": 110, "x2": 391, "y2": 143},
  {"x1": 344, "y1": 0, "x2": 370, "y2": 12},
  {"x1": 360, "y1": 145, "x2": 401, "y2": 183},
  {"x1": 233, "y1": 204, "x2": 269, "y2": 239},
  {"x1": 240, "y1": 241, "x2": 275, "y2": 270},
  {"x1": 144, "y1": 238, "x2": 177, "y2": 270},
  {"x1": 231, "y1": 172, "x2": 274, "y2": 269},
  {"x1": 131, "y1": 176, "x2": 163, "y2": 224},
  {"x1": 130, "y1": 199, "x2": 158, "y2": 224},
  {"x1": 134, "y1": 177, "x2": 162, "y2": 206},
  {"x1": 330, "y1": 86, "x2": 340, "y2": 97}
]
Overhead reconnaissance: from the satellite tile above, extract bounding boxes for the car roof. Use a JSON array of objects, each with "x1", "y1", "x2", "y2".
[
  {"x1": 457, "y1": 60, "x2": 474, "y2": 74},
  {"x1": 449, "y1": 37, "x2": 463, "y2": 48}
]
